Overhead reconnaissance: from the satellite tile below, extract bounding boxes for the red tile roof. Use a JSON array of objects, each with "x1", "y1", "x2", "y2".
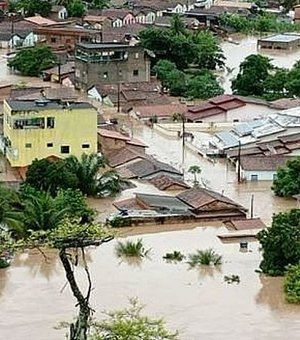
[
  {"x1": 239, "y1": 156, "x2": 290, "y2": 171},
  {"x1": 225, "y1": 218, "x2": 266, "y2": 230},
  {"x1": 98, "y1": 128, "x2": 131, "y2": 141},
  {"x1": 149, "y1": 175, "x2": 190, "y2": 191},
  {"x1": 184, "y1": 95, "x2": 247, "y2": 121},
  {"x1": 106, "y1": 147, "x2": 146, "y2": 167},
  {"x1": 134, "y1": 103, "x2": 186, "y2": 119}
]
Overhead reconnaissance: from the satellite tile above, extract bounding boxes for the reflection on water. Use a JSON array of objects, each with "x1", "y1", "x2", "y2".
[{"x1": 1, "y1": 226, "x2": 300, "y2": 340}]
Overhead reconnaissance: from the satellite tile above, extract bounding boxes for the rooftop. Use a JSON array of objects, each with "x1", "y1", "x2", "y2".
[
  {"x1": 76, "y1": 42, "x2": 132, "y2": 49},
  {"x1": 149, "y1": 175, "x2": 190, "y2": 191},
  {"x1": 259, "y1": 33, "x2": 300, "y2": 43},
  {"x1": 224, "y1": 218, "x2": 266, "y2": 230},
  {"x1": 24, "y1": 15, "x2": 58, "y2": 26},
  {"x1": 6, "y1": 99, "x2": 94, "y2": 111},
  {"x1": 136, "y1": 193, "x2": 191, "y2": 212},
  {"x1": 177, "y1": 187, "x2": 245, "y2": 210},
  {"x1": 106, "y1": 147, "x2": 146, "y2": 167},
  {"x1": 239, "y1": 156, "x2": 290, "y2": 171}
]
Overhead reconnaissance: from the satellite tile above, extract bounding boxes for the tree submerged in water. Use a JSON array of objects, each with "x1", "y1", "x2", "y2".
[
  {"x1": 89, "y1": 298, "x2": 179, "y2": 340},
  {"x1": 187, "y1": 249, "x2": 222, "y2": 267},
  {"x1": 115, "y1": 239, "x2": 151, "y2": 259}
]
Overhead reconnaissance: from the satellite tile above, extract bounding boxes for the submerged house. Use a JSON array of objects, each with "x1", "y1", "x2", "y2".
[{"x1": 112, "y1": 187, "x2": 247, "y2": 225}]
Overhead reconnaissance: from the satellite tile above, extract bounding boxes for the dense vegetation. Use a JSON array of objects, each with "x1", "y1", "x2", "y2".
[
  {"x1": 25, "y1": 153, "x2": 126, "y2": 197},
  {"x1": 220, "y1": 13, "x2": 300, "y2": 34},
  {"x1": 284, "y1": 264, "x2": 300, "y2": 303},
  {"x1": 115, "y1": 239, "x2": 151, "y2": 258},
  {"x1": 232, "y1": 55, "x2": 300, "y2": 100},
  {"x1": 272, "y1": 158, "x2": 300, "y2": 197},
  {"x1": 257, "y1": 209, "x2": 300, "y2": 276},
  {"x1": 8, "y1": 46, "x2": 57, "y2": 76},
  {"x1": 140, "y1": 16, "x2": 225, "y2": 99}
]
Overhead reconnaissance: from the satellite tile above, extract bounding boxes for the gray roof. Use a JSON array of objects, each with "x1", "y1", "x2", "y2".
[
  {"x1": 124, "y1": 157, "x2": 182, "y2": 178},
  {"x1": 77, "y1": 42, "x2": 131, "y2": 49},
  {"x1": 6, "y1": 99, "x2": 94, "y2": 112},
  {"x1": 136, "y1": 193, "x2": 191, "y2": 212},
  {"x1": 259, "y1": 34, "x2": 300, "y2": 43}
]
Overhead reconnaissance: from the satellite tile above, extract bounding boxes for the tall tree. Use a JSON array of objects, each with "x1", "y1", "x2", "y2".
[
  {"x1": 272, "y1": 157, "x2": 300, "y2": 197},
  {"x1": 16, "y1": 0, "x2": 52, "y2": 17},
  {"x1": 257, "y1": 209, "x2": 300, "y2": 276},
  {"x1": 232, "y1": 54, "x2": 273, "y2": 96},
  {"x1": 65, "y1": 153, "x2": 106, "y2": 196},
  {"x1": 67, "y1": 0, "x2": 85, "y2": 17},
  {"x1": 8, "y1": 46, "x2": 57, "y2": 76},
  {"x1": 186, "y1": 71, "x2": 224, "y2": 99}
]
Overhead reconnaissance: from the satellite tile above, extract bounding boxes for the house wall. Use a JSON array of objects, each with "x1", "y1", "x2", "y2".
[
  {"x1": 145, "y1": 12, "x2": 156, "y2": 23},
  {"x1": 75, "y1": 46, "x2": 151, "y2": 90},
  {"x1": 88, "y1": 87, "x2": 102, "y2": 102},
  {"x1": 194, "y1": 104, "x2": 277, "y2": 123},
  {"x1": 123, "y1": 13, "x2": 135, "y2": 25},
  {"x1": 112, "y1": 18, "x2": 123, "y2": 27},
  {"x1": 3, "y1": 101, "x2": 97, "y2": 167},
  {"x1": 23, "y1": 32, "x2": 38, "y2": 47},
  {"x1": 8, "y1": 35, "x2": 22, "y2": 48},
  {"x1": 241, "y1": 169, "x2": 277, "y2": 181}
]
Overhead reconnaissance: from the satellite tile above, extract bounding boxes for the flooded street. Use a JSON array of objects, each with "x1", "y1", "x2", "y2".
[
  {"x1": 1, "y1": 227, "x2": 300, "y2": 340},
  {"x1": 221, "y1": 36, "x2": 300, "y2": 93},
  {"x1": 1, "y1": 37, "x2": 300, "y2": 339}
]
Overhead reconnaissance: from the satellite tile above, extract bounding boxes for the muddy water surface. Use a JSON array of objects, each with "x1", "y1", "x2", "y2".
[{"x1": 1, "y1": 227, "x2": 300, "y2": 340}]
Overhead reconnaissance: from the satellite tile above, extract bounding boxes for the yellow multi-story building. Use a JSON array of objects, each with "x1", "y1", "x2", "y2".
[{"x1": 2, "y1": 98, "x2": 98, "y2": 168}]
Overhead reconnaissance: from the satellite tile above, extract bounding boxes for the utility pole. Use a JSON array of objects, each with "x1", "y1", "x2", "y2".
[
  {"x1": 116, "y1": 63, "x2": 120, "y2": 113},
  {"x1": 58, "y1": 56, "x2": 61, "y2": 84},
  {"x1": 237, "y1": 140, "x2": 241, "y2": 183},
  {"x1": 182, "y1": 113, "x2": 186, "y2": 165},
  {"x1": 250, "y1": 194, "x2": 254, "y2": 219}
]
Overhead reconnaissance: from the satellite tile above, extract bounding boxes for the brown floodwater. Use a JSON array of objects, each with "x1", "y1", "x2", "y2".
[
  {"x1": 1, "y1": 38, "x2": 300, "y2": 339},
  {"x1": 1, "y1": 226, "x2": 300, "y2": 340}
]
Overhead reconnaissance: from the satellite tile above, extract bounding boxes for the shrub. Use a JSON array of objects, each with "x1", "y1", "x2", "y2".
[
  {"x1": 284, "y1": 264, "x2": 300, "y2": 303},
  {"x1": 163, "y1": 251, "x2": 185, "y2": 262},
  {"x1": 115, "y1": 239, "x2": 151, "y2": 258},
  {"x1": 187, "y1": 249, "x2": 222, "y2": 267}
]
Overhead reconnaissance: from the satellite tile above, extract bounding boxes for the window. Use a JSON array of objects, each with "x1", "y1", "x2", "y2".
[
  {"x1": 251, "y1": 174, "x2": 258, "y2": 181},
  {"x1": 47, "y1": 117, "x2": 55, "y2": 129},
  {"x1": 47, "y1": 142, "x2": 53, "y2": 148},
  {"x1": 25, "y1": 143, "x2": 32, "y2": 148},
  {"x1": 273, "y1": 173, "x2": 277, "y2": 180},
  {"x1": 103, "y1": 72, "x2": 108, "y2": 79},
  {"x1": 233, "y1": 119, "x2": 239, "y2": 122},
  {"x1": 61, "y1": 145, "x2": 70, "y2": 154},
  {"x1": 133, "y1": 69, "x2": 139, "y2": 76},
  {"x1": 134, "y1": 52, "x2": 139, "y2": 59},
  {"x1": 51, "y1": 37, "x2": 56, "y2": 43},
  {"x1": 66, "y1": 39, "x2": 71, "y2": 44},
  {"x1": 82, "y1": 144, "x2": 90, "y2": 149}
]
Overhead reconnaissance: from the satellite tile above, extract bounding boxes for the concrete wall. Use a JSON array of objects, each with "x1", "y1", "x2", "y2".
[
  {"x1": 3, "y1": 102, "x2": 97, "y2": 167},
  {"x1": 241, "y1": 169, "x2": 276, "y2": 181},
  {"x1": 75, "y1": 46, "x2": 151, "y2": 90}
]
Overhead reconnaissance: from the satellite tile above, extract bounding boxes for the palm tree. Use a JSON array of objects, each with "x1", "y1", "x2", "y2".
[
  {"x1": 22, "y1": 191, "x2": 70, "y2": 233},
  {"x1": 97, "y1": 170, "x2": 129, "y2": 197},
  {"x1": 0, "y1": 185, "x2": 23, "y2": 236},
  {"x1": 65, "y1": 153, "x2": 106, "y2": 196},
  {"x1": 188, "y1": 165, "x2": 202, "y2": 186}
]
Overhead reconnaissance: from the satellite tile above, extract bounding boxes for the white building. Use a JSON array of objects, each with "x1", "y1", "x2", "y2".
[{"x1": 237, "y1": 156, "x2": 290, "y2": 181}]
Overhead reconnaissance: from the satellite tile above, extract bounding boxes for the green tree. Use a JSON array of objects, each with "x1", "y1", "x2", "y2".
[
  {"x1": 153, "y1": 59, "x2": 177, "y2": 87},
  {"x1": 167, "y1": 69, "x2": 187, "y2": 96},
  {"x1": 232, "y1": 54, "x2": 273, "y2": 96},
  {"x1": 264, "y1": 68, "x2": 288, "y2": 100},
  {"x1": 284, "y1": 264, "x2": 300, "y2": 303},
  {"x1": 8, "y1": 46, "x2": 57, "y2": 76},
  {"x1": 170, "y1": 14, "x2": 186, "y2": 35},
  {"x1": 25, "y1": 158, "x2": 78, "y2": 196},
  {"x1": 86, "y1": 0, "x2": 110, "y2": 9},
  {"x1": 16, "y1": 0, "x2": 52, "y2": 17},
  {"x1": 188, "y1": 165, "x2": 202, "y2": 185},
  {"x1": 257, "y1": 209, "x2": 300, "y2": 276},
  {"x1": 90, "y1": 299, "x2": 178, "y2": 340},
  {"x1": 97, "y1": 171, "x2": 128, "y2": 197},
  {"x1": 190, "y1": 31, "x2": 225, "y2": 70},
  {"x1": 272, "y1": 158, "x2": 300, "y2": 197},
  {"x1": 65, "y1": 153, "x2": 106, "y2": 196},
  {"x1": 67, "y1": 0, "x2": 85, "y2": 17},
  {"x1": 186, "y1": 71, "x2": 224, "y2": 99}
]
